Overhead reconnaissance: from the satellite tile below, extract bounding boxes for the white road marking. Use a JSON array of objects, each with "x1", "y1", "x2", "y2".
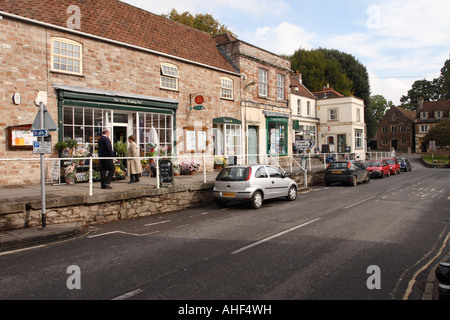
[
  {"x1": 231, "y1": 218, "x2": 321, "y2": 255},
  {"x1": 144, "y1": 220, "x2": 171, "y2": 227},
  {"x1": 189, "y1": 212, "x2": 209, "y2": 218},
  {"x1": 343, "y1": 196, "x2": 376, "y2": 209},
  {"x1": 88, "y1": 230, "x2": 159, "y2": 238},
  {"x1": 112, "y1": 289, "x2": 143, "y2": 300}
]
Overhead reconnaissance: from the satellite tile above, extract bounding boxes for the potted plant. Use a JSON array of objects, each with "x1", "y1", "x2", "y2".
[
  {"x1": 64, "y1": 163, "x2": 76, "y2": 184},
  {"x1": 54, "y1": 141, "x2": 67, "y2": 152},
  {"x1": 180, "y1": 159, "x2": 200, "y2": 175},
  {"x1": 214, "y1": 156, "x2": 226, "y2": 170},
  {"x1": 173, "y1": 161, "x2": 181, "y2": 176}
]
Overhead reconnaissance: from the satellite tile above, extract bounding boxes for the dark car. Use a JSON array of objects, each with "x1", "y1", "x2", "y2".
[
  {"x1": 365, "y1": 159, "x2": 390, "y2": 178},
  {"x1": 383, "y1": 158, "x2": 401, "y2": 175},
  {"x1": 325, "y1": 160, "x2": 370, "y2": 186},
  {"x1": 398, "y1": 158, "x2": 412, "y2": 172}
]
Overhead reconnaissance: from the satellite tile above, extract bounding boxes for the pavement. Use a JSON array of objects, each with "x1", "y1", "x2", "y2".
[{"x1": 0, "y1": 159, "x2": 448, "y2": 300}]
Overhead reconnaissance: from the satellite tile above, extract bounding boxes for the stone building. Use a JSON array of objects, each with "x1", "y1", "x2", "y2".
[
  {"x1": 415, "y1": 99, "x2": 450, "y2": 153},
  {"x1": 375, "y1": 106, "x2": 416, "y2": 153},
  {"x1": 0, "y1": 0, "x2": 242, "y2": 185},
  {"x1": 215, "y1": 34, "x2": 292, "y2": 164}
]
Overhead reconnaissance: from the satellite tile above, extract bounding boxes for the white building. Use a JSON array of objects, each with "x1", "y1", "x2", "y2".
[
  {"x1": 290, "y1": 72, "x2": 319, "y2": 153},
  {"x1": 313, "y1": 86, "x2": 366, "y2": 161}
]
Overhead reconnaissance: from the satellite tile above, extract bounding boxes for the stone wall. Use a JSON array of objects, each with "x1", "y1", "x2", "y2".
[{"x1": 0, "y1": 170, "x2": 326, "y2": 231}]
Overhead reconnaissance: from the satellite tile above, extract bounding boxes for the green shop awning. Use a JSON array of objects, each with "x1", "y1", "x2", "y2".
[{"x1": 213, "y1": 117, "x2": 242, "y2": 125}]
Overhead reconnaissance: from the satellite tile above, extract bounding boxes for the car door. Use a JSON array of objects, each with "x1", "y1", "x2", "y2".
[
  {"x1": 265, "y1": 166, "x2": 289, "y2": 198},
  {"x1": 352, "y1": 161, "x2": 363, "y2": 182}
]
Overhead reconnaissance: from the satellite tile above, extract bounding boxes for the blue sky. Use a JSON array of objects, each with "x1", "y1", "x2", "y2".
[{"x1": 122, "y1": 0, "x2": 450, "y2": 105}]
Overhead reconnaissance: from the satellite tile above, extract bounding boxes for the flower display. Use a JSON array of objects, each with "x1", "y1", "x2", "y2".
[
  {"x1": 72, "y1": 146, "x2": 89, "y2": 158},
  {"x1": 180, "y1": 159, "x2": 200, "y2": 175}
]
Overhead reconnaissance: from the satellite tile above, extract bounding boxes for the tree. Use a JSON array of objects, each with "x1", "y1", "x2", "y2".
[
  {"x1": 400, "y1": 59, "x2": 450, "y2": 109},
  {"x1": 423, "y1": 119, "x2": 450, "y2": 148},
  {"x1": 366, "y1": 95, "x2": 394, "y2": 139},
  {"x1": 162, "y1": 9, "x2": 236, "y2": 38}
]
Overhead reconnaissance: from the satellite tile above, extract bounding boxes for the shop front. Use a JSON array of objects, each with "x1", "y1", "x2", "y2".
[
  {"x1": 213, "y1": 117, "x2": 242, "y2": 165},
  {"x1": 55, "y1": 85, "x2": 178, "y2": 158}
]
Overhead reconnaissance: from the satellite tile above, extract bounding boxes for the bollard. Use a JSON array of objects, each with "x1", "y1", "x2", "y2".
[{"x1": 435, "y1": 262, "x2": 450, "y2": 300}]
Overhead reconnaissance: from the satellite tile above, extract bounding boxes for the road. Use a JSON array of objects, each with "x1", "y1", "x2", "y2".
[{"x1": 0, "y1": 156, "x2": 449, "y2": 303}]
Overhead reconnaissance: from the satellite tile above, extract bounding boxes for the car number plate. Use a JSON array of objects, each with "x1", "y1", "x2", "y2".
[
  {"x1": 221, "y1": 192, "x2": 236, "y2": 198},
  {"x1": 331, "y1": 171, "x2": 342, "y2": 174}
]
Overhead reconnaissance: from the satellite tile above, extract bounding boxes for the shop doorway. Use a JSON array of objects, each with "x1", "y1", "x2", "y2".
[
  {"x1": 337, "y1": 134, "x2": 346, "y2": 153},
  {"x1": 248, "y1": 126, "x2": 258, "y2": 164},
  {"x1": 113, "y1": 126, "x2": 127, "y2": 151}
]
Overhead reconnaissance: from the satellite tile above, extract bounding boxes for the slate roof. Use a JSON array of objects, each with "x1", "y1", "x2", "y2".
[{"x1": 0, "y1": 0, "x2": 238, "y2": 73}]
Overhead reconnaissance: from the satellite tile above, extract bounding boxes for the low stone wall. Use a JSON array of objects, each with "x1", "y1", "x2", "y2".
[{"x1": 0, "y1": 170, "x2": 326, "y2": 231}]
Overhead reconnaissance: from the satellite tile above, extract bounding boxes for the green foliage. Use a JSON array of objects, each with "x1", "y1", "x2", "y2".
[
  {"x1": 423, "y1": 120, "x2": 450, "y2": 147},
  {"x1": 366, "y1": 95, "x2": 394, "y2": 139},
  {"x1": 162, "y1": 9, "x2": 237, "y2": 38},
  {"x1": 400, "y1": 59, "x2": 450, "y2": 109}
]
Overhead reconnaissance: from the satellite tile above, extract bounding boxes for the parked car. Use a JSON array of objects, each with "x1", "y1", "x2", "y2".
[
  {"x1": 383, "y1": 158, "x2": 401, "y2": 175},
  {"x1": 398, "y1": 158, "x2": 412, "y2": 172},
  {"x1": 365, "y1": 160, "x2": 390, "y2": 178},
  {"x1": 325, "y1": 160, "x2": 370, "y2": 186},
  {"x1": 213, "y1": 165, "x2": 298, "y2": 209}
]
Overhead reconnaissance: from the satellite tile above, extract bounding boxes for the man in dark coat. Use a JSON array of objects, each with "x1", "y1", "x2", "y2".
[{"x1": 98, "y1": 129, "x2": 115, "y2": 189}]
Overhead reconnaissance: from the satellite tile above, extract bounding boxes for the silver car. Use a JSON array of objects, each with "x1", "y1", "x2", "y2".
[{"x1": 213, "y1": 165, "x2": 298, "y2": 209}]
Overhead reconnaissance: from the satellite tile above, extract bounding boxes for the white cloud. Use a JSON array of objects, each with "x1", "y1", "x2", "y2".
[{"x1": 242, "y1": 22, "x2": 316, "y2": 55}]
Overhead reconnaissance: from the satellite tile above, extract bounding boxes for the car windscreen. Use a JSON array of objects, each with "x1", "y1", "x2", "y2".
[
  {"x1": 328, "y1": 162, "x2": 349, "y2": 169},
  {"x1": 386, "y1": 159, "x2": 395, "y2": 164},
  {"x1": 366, "y1": 161, "x2": 381, "y2": 166},
  {"x1": 216, "y1": 167, "x2": 249, "y2": 181}
]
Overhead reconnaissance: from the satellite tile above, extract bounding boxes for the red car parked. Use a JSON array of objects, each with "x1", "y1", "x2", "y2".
[
  {"x1": 365, "y1": 159, "x2": 390, "y2": 178},
  {"x1": 383, "y1": 158, "x2": 401, "y2": 175}
]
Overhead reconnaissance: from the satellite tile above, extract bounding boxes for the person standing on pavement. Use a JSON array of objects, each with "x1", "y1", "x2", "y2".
[
  {"x1": 127, "y1": 135, "x2": 143, "y2": 183},
  {"x1": 98, "y1": 129, "x2": 115, "y2": 189}
]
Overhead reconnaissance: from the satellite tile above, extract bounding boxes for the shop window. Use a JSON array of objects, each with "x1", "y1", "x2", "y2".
[
  {"x1": 267, "y1": 118, "x2": 288, "y2": 156},
  {"x1": 51, "y1": 38, "x2": 82, "y2": 75},
  {"x1": 160, "y1": 63, "x2": 179, "y2": 90},
  {"x1": 185, "y1": 128, "x2": 207, "y2": 152},
  {"x1": 220, "y1": 77, "x2": 234, "y2": 99}
]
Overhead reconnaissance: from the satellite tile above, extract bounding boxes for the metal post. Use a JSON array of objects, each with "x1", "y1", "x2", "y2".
[
  {"x1": 156, "y1": 157, "x2": 160, "y2": 189},
  {"x1": 203, "y1": 155, "x2": 207, "y2": 183},
  {"x1": 39, "y1": 102, "x2": 46, "y2": 228},
  {"x1": 89, "y1": 157, "x2": 93, "y2": 196}
]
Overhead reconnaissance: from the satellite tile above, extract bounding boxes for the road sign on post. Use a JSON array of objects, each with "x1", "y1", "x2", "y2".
[
  {"x1": 295, "y1": 140, "x2": 314, "y2": 149},
  {"x1": 430, "y1": 140, "x2": 436, "y2": 152}
]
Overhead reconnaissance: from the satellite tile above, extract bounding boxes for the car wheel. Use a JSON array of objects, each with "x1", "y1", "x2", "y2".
[
  {"x1": 351, "y1": 175, "x2": 357, "y2": 187},
  {"x1": 251, "y1": 191, "x2": 263, "y2": 209},
  {"x1": 363, "y1": 174, "x2": 370, "y2": 184},
  {"x1": 325, "y1": 180, "x2": 331, "y2": 186},
  {"x1": 286, "y1": 186, "x2": 297, "y2": 201},
  {"x1": 387, "y1": 171, "x2": 390, "y2": 177}
]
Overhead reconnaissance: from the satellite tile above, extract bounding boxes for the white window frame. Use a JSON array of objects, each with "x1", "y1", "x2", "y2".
[
  {"x1": 420, "y1": 125, "x2": 429, "y2": 133},
  {"x1": 329, "y1": 109, "x2": 338, "y2": 121},
  {"x1": 355, "y1": 130, "x2": 363, "y2": 149},
  {"x1": 420, "y1": 112, "x2": 428, "y2": 119},
  {"x1": 51, "y1": 38, "x2": 82, "y2": 75},
  {"x1": 307, "y1": 101, "x2": 311, "y2": 116},
  {"x1": 277, "y1": 74, "x2": 285, "y2": 101},
  {"x1": 259, "y1": 68, "x2": 268, "y2": 97},
  {"x1": 160, "y1": 63, "x2": 179, "y2": 91},
  {"x1": 297, "y1": 99, "x2": 302, "y2": 115},
  {"x1": 435, "y1": 111, "x2": 443, "y2": 118},
  {"x1": 220, "y1": 77, "x2": 233, "y2": 100}
]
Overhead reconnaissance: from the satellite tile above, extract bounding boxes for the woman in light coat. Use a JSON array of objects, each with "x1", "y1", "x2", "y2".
[{"x1": 127, "y1": 135, "x2": 143, "y2": 183}]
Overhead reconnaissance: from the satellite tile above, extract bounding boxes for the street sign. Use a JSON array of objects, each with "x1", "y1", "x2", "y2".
[
  {"x1": 295, "y1": 140, "x2": 314, "y2": 149},
  {"x1": 31, "y1": 105, "x2": 58, "y2": 131},
  {"x1": 33, "y1": 140, "x2": 52, "y2": 154},
  {"x1": 33, "y1": 129, "x2": 50, "y2": 137},
  {"x1": 430, "y1": 140, "x2": 436, "y2": 152}
]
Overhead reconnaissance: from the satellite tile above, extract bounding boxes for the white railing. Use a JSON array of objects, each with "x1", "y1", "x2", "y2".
[{"x1": 0, "y1": 153, "x2": 313, "y2": 194}]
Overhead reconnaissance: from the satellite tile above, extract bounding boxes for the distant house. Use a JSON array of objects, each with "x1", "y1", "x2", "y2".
[
  {"x1": 290, "y1": 72, "x2": 318, "y2": 152},
  {"x1": 415, "y1": 99, "x2": 450, "y2": 152},
  {"x1": 313, "y1": 86, "x2": 367, "y2": 161},
  {"x1": 375, "y1": 107, "x2": 416, "y2": 153}
]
